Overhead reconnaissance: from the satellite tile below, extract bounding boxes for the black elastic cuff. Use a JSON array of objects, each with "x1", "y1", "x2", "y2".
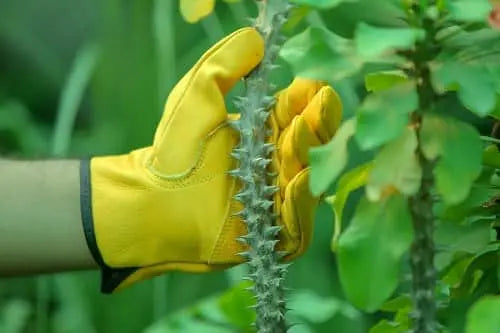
[{"x1": 79, "y1": 159, "x2": 138, "y2": 293}]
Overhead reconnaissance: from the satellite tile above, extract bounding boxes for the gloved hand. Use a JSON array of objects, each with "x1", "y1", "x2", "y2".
[{"x1": 80, "y1": 28, "x2": 342, "y2": 293}]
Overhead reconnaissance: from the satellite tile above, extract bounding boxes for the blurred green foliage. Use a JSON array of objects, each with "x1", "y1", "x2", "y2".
[
  {"x1": 0, "y1": 0, "x2": 375, "y2": 332},
  {"x1": 281, "y1": 0, "x2": 500, "y2": 332}
]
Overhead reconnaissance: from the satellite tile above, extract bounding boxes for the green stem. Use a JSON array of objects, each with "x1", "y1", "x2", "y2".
[
  {"x1": 409, "y1": 153, "x2": 438, "y2": 333},
  {"x1": 201, "y1": 11, "x2": 225, "y2": 43},
  {"x1": 481, "y1": 136, "x2": 500, "y2": 145},
  {"x1": 153, "y1": 0, "x2": 176, "y2": 114},
  {"x1": 408, "y1": 4, "x2": 439, "y2": 332},
  {"x1": 51, "y1": 44, "x2": 99, "y2": 156},
  {"x1": 230, "y1": 1, "x2": 290, "y2": 332},
  {"x1": 227, "y1": 1, "x2": 250, "y2": 25}
]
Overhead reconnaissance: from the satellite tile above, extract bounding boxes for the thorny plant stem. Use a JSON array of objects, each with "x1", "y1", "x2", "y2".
[
  {"x1": 230, "y1": 1, "x2": 290, "y2": 332},
  {"x1": 408, "y1": 4, "x2": 439, "y2": 333}
]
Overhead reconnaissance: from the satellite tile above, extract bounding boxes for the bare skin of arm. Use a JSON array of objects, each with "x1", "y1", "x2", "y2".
[{"x1": 0, "y1": 159, "x2": 97, "y2": 276}]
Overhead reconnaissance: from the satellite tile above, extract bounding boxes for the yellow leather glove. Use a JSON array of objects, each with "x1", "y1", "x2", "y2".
[{"x1": 80, "y1": 28, "x2": 342, "y2": 293}]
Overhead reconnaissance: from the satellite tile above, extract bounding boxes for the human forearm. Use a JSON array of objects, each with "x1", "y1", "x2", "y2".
[{"x1": 0, "y1": 159, "x2": 97, "y2": 275}]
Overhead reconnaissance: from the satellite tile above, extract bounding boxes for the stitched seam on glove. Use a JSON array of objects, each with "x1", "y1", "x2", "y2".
[
  {"x1": 207, "y1": 175, "x2": 240, "y2": 264},
  {"x1": 144, "y1": 123, "x2": 232, "y2": 187}
]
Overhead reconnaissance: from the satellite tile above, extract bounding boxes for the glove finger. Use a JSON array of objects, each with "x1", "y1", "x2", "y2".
[
  {"x1": 152, "y1": 28, "x2": 264, "y2": 175},
  {"x1": 278, "y1": 168, "x2": 318, "y2": 260},
  {"x1": 302, "y1": 86, "x2": 343, "y2": 144},
  {"x1": 278, "y1": 115, "x2": 321, "y2": 197},
  {"x1": 273, "y1": 78, "x2": 326, "y2": 129}
]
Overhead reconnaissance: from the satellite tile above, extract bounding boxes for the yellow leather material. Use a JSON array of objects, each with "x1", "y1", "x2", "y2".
[{"x1": 88, "y1": 27, "x2": 343, "y2": 291}]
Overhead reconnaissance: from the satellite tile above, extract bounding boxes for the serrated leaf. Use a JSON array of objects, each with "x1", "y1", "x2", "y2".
[
  {"x1": 326, "y1": 162, "x2": 372, "y2": 251},
  {"x1": 420, "y1": 114, "x2": 482, "y2": 205},
  {"x1": 309, "y1": 118, "x2": 356, "y2": 195},
  {"x1": 431, "y1": 61, "x2": 497, "y2": 116},
  {"x1": 280, "y1": 27, "x2": 362, "y2": 81},
  {"x1": 355, "y1": 83, "x2": 418, "y2": 150},
  {"x1": 365, "y1": 70, "x2": 409, "y2": 92},
  {"x1": 291, "y1": 0, "x2": 359, "y2": 9},
  {"x1": 355, "y1": 23, "x2": 425, "y2": 60},
  {"x1": 180, "y1": 0, "x2": 215, "y2": 23},
  {"x1": 337, "y1": 195, "x2": 413, "y2": 312},
  {"x1": 448, "y1": 0, "x2": 492, "y2": 22},
  {"x1": 367, "y1": 128, "x2": 422, "y2": 201}
]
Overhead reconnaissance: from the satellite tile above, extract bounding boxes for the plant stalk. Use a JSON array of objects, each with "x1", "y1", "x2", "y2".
[
  {"x1": 409, "y1": 5, "x2": 439, "y2": 332},
  {"x1": 230, "y1": 1, "x2": 290, "y2": 332},
  {"x1": 409, "y1": 154, "x2": 437, "y2": 333}
]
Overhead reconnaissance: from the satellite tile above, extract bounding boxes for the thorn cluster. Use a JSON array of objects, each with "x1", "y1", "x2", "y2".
[{"x1": 229, "y1": 1, "x2": 290, "y2": 332}]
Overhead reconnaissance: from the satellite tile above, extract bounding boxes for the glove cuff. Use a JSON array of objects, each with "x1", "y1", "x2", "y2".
[{"x1": 79, "y1": 158, "x2": 138, "y2": 293}]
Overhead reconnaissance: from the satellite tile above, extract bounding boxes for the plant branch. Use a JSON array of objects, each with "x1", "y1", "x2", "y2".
[
  {"x1": 409, "y1": 153, "x2": 438, "y2": 333},
  {"x1": 230, "y1": 1, "x2": 290, "y2": 332},
  {"x1": 408, "y1": 4, "x2": 439, "y2": 333}
]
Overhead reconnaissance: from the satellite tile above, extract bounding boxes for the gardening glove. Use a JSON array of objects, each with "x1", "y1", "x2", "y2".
[{"x1": 80, "y1": 27, "x2": 343, "y2": 293}]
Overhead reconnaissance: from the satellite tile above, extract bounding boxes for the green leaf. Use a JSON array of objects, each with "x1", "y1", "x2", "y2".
[
  {"x1": 483, "y1": 143, "x2": 500, "y2": 169},
  {"x1": 365, "y1": 70, "x2": 409, "y2": 92},
  {"x1": 431, "y1": 61, "x2": 497, "y2": 116},
  {"x1": 437, "y1": 184, "x2": 500, "y2": 222},
  {"x1": 326, "y1": 162, "x2": 372, "y2": 251},
  {"x1": 379, "y1": 295, "x2": 412, "y2": 312},
  {"x1": 448, "y1": 0, "x2": 492, "y2": 23},
  {"x1": 337, "y1": 195, "x2": 413, "y2": 312},
  {"x1": 0, "y1": 299, "x2": 31, "y2": 333},
  {"x1": 288, "y1": 290, "x2": 359, "y2": 323},
  {"x1": 355, "y1": 83, "x2": 418, "y2": 151},
  {"x1": 435, "y1": 220, "x2": 493, "y2": 257},
  {"x1": 283, "y1": 6, "x2": 311, "y2": 31},
  {"x1": 439, "y1": 29, "x2": 500, "y2": 65},
  {"x1": 217, "y1": 282, "x2": 255, "y2": 330},
  {"x1": 309, "y1": 118, "x2": 356, "y2": 196},
  {"x1": 355, "y1": 23, "x2": 425, "y2": 60},
  {"x1": 420, "y1": 114, "x2": 482, "y2": 204},
  {"x1": 291, "y1": 0, "x2": 358, "y2": 9},
  {"x1": 367, "y1": 128, "x2": 422, "y2": 201},
  {"x1": 369, "y1": 320, "x2": 407, "y2": 333},
  {"x1": 452, "y1": 246, "x2": 500, "y2": 297},
  {"x1": 0, "y1": 101, "x2": 47, "y2": 155},
  {"x1": 280, "y1": 27, "x2": 362, "y2": 81},
  {"x1": 465, "y1": 296, "x2": 500, "y2": 333},
  {"x1": 441, "y1": 255, "x2": 474, "y2": 287},
  {"x1": 498, "y1": 254, "x2": 500, "y2": 291},
  {"x1": 435, "y1": 217, "x2": 495, "y2": 274}
]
